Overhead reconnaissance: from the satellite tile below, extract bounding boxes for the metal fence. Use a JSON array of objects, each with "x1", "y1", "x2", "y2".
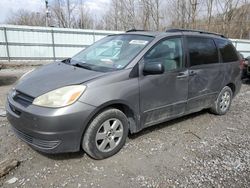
[
  {"x1": 0, "y1": 25, "x2": 122, "y2": 61},
  {"x1": 231, "y1": 39, "x2": 250, "y2": 58},
  {"x1": 0, "y1": 25, "x2": 250, "y2": 62}
]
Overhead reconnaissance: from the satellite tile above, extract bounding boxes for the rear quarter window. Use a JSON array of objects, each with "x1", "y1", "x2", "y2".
[
  {"x1": 215, "y1": 39, "x2": 239, "y2": 63},
  {"x1": 187, "y1": 37, "x2": 219, "y2": 66}
]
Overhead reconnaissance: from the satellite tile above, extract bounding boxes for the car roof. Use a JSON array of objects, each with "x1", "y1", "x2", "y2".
[
  {"x1": 119, "y1": 29, "x2": 227, "y2": 40},
  {"x1": 122, "y1": 31, "x2": 164, "y2": 37}
]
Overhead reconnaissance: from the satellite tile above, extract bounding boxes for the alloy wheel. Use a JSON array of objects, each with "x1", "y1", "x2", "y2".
[
  {"x1": 219, "y1": 91, "x2": 231, "y2": 112},
  {"x1": 95, "y1": 118, "x2": 124, "y2": 152}
]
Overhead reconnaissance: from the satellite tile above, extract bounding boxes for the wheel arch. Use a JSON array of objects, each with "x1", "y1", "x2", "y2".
[
  {"x1": 81, "y1": 100, "x2": 139, "y2": 143},
  {"x1": 226, "y1": 83, "x2": 236, "y2": 96}
]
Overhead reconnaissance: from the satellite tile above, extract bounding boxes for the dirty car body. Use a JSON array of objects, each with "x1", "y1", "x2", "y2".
[{"x1": 6, "y1": 29, "x2": 241, "y2": 157}]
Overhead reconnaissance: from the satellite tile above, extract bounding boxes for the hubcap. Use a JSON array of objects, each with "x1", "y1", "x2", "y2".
[
  {"x1": 95, "y1": 118, "x2": 124, "y2": 152},
  {"x1": 219, "y1": 91, "x2": 231, "y2": 112}
]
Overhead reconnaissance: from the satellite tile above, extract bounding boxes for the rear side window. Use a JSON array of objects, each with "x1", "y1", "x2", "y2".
[
  {"x1": 215, "y1": 39, "x2": 239, "y2": 63},
  {"x1": 187, "y1": 37, "x2": 219, "y2": 66}
]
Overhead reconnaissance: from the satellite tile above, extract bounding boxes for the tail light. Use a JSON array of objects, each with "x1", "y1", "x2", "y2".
[{"x1": 239, "y1": 59, "x2": 245, "y2": 69}]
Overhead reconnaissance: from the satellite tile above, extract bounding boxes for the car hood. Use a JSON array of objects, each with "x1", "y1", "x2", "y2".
[{"x1": 15, "y1": 62, "x2": 106, "y2": 98}]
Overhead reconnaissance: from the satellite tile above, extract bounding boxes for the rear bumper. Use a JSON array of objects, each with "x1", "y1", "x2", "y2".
[{"x1": 6, "y1": 93, "x2": 96, "y2": 153}]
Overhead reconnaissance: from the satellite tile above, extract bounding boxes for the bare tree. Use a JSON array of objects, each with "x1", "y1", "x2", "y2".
[
  {"x1": 206, "y1": 0, "x2": 215, "y2": 30},
  {"x1": 5, "y1": 0, "x2": 250, "y2": 39},
  {"x1": 148, "y1": 0, "x2": 161, "y2": 30},
  {"x1": 122, "y1": 0, "x2": 137, "y2": 29},
  {"x1": 50, "y1": 0, "x2": 77, "y2": 28},
  {"x1": 7, "y1": 9, "x2": 46, "y2": 26},
  {"x1": 189, "y1": 0, "x2": 199, "y2": 28},
  {"x1": 140, "y1": 0, "x2": 151, "y2": 30},
  {"x1": 216, "y1": 0, "x2": 241, "y2": 36},
  {"x1": 228, "y1": 1, "x2": 250, "y2": 39},
  {"x1": 168, "y1": 0, "x2": 192, "y2": 29},
  {"x1": 237, "y1": 0, "x2": 250, "y2": 38},
  {"x1": 77, "y1": 0, "x2": 94, "y2": 29},
  {"x1": 102, "y1": 0, "x2": 139, "y2": 30},
  {"x1": 51, "y1": 0, "x2": 67, "y2": 27}
]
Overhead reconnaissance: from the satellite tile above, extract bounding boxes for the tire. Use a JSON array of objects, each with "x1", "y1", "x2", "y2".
[
  {"x1": 82, "y1": 108, "x2": 129, "y2": 160},
  {"x1": 209, "y1": 86, "x2": 233, "y2": 115}
]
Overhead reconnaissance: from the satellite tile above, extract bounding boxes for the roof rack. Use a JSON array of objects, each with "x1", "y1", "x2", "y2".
[
  {"x1": 166, "y1": 28, "x2": 226, "y2": 38},
  {"x1": 126, "y1": 29, "x2": 148, "y2": 32}
]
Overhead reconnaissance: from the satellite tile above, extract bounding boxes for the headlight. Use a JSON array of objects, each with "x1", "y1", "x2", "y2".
[{"x1": 33, "y1": 85, "x2": 86, "y2": 108}]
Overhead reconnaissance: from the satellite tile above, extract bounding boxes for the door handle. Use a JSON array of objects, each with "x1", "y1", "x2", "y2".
[{"x1": 177, "y1": 72, "x2": 188, "y2": 79}]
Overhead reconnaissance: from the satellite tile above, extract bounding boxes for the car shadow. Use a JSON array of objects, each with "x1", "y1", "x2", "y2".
[
  {"x1": 37, "y1": 150, "x2": 85, "y2": 160},
  {"x1": 129, "y1": 109, "x2": 208, "y2": 140},
  {"x1": 242, "y1": 78, "x2": 250, "y2": 85},
  {"x1": 34, "y1": 149, "x2": 86, "y2": 161}
]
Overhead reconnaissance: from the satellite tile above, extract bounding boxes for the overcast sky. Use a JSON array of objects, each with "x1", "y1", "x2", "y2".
[{"x1": 0, "y1": 0, "x2": 110, "y2": 23}]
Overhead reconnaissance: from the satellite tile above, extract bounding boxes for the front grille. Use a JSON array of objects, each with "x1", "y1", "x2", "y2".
[
  {"x1": 13, "y1": 91, "x2": 34, "y2": 107},
  {"x1": 12, "y1": 127, "x2": 61, "y2": 150}
]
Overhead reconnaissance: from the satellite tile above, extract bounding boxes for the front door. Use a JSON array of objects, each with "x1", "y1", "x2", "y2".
[{"x1": 139, "y1": 37, "x2": 188, "y2": 128}]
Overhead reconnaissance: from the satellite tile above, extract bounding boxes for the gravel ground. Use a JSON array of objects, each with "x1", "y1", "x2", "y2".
[{"x1": 0, "y1": 68, "x2": 249, "y2": 188}]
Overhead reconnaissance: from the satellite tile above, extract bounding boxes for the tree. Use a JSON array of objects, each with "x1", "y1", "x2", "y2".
[
  {"x1": 216, "y1": 0, "x2": 241, "y2": 36},
  {"x1": 206, "y1": 0, "x2": 215, "y2": 30},
  {"x1": 189, "y1": 0, "x2": 199, "y2": 28},
  {"x1": 50, "y1": 0, "x2": 76, "y2": 28},
  {"x1": 7, "y1": 9, "x2": 46, "y2": 26},
  {"x1": 4, "y1": 0, "x2": 250, "y2": 39}
]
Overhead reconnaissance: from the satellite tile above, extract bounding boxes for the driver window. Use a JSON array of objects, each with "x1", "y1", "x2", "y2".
[{"x1": 144, "y1": 38, "x2": 183, "y2": 71}]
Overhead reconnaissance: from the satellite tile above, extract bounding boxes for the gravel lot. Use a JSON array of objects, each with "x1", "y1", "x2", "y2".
[{"x1": 0, "y1": 68, "x2": 249, "y2": 188}]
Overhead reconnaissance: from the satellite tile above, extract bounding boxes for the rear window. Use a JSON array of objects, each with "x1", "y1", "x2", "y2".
[
  {"x1": 187, "y1": 37, "x2": 219, "y2": 66},
  {"x1": 215, "y1": 39, "x2": 239, "y2": 63}
]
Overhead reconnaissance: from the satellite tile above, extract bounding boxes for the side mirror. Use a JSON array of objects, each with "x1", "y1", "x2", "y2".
[{"x1": 143, "y1": 62, "x2": 165, "y2": 75}]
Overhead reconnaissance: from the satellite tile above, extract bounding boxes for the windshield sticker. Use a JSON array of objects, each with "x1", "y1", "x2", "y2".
[
  {"x1": 116, "y1": 65, "x2": 123, "y2": 69},
  {"x1": 129, "y1": 40, "x2": 148, "y2": 45}
]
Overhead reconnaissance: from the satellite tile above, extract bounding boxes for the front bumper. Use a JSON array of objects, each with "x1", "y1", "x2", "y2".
[{"x1": 6, "y1": 92, "x2": 96, "y2": 153}]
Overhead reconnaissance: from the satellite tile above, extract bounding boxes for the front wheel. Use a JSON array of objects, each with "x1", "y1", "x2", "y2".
[
  {"x1": 82, "y1": 108, "x2": 128, "y2": 159},
  {"x1": 210, "y1": 86, "x2": 233, "y2": 115}
]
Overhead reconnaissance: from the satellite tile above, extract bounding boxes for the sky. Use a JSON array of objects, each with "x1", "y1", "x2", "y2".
[{"x1": 0, "y1": 0, "x2": 110, "y2": 23}]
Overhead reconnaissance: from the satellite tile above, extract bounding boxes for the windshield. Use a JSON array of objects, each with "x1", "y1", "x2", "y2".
[{"x1": 71, "y1": 34, "x2": 153, "y2": 72}]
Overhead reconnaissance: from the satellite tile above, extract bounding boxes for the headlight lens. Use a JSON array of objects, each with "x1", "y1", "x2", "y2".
[{"x1": 33, "y1": 85, "x2": 86, "y2": 108}]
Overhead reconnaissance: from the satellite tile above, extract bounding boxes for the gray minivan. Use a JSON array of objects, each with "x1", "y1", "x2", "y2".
[{"x1": 6, "y1": 29, "x2": 241, "y2": 159}]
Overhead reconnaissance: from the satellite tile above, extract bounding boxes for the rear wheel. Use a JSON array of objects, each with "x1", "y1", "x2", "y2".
[
  {"x1": 82, "y1": 108, "x2": 128, "y2": 159},
  {"x1": 210, "y1": 86, "x2": 233, "y2": 115}
]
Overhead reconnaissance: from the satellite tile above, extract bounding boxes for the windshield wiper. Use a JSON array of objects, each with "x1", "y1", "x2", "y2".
[
  {"x1": 73, "y1": 62, "x2": 93, "y2": 70},
  {"x1": 61, "y1": 58, "x2": 71, "y2": 64}
]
